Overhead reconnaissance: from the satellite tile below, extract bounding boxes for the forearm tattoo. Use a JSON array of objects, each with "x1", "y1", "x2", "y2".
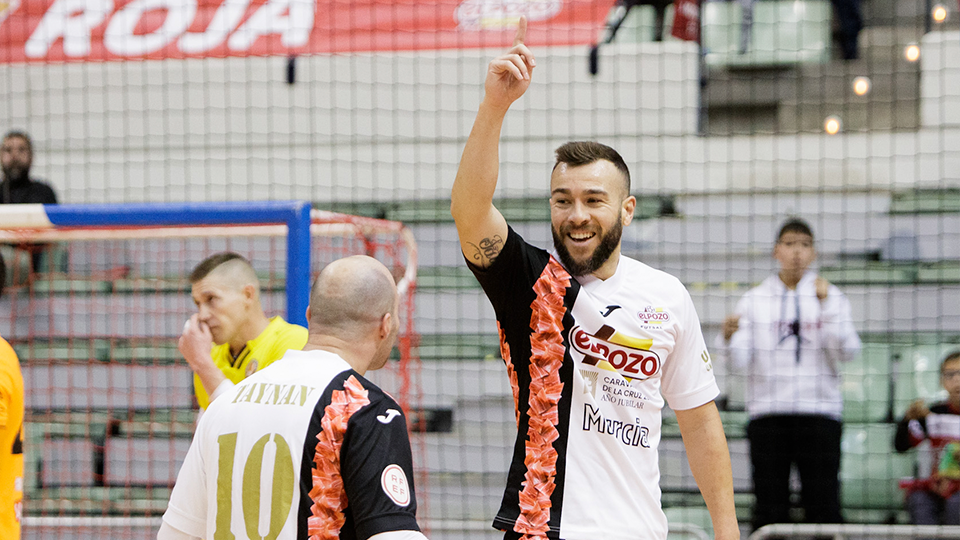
[{"x1": 468, "y1": 235, "x2": 504, "y2": 268}]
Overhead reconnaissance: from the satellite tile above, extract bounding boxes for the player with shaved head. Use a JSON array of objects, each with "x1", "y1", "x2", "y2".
[
  {"x1": 160, "y1": 256, "x2": 428, "y2": 540},
  {"x1": 180, "y1": 252, "x2": 308, "y2": 410}
]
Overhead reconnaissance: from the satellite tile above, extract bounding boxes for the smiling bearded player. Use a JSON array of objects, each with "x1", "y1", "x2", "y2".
[{"x1": 449, "y1": 16, "x2": 739, "y2": 540}]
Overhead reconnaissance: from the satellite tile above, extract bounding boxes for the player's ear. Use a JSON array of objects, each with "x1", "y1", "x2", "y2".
[
  {"x1": 242, "y1": 283, "x2": 256, "y2": 301},
  {"x1": 379, "y1": 312, "x2": 392, "y2": 339},
  {"x1": 305, "y1": 305, "x2": 311, "y2": 326},
  {"x1": 621, "y1": 195, "x2": 636, "y2": 226}
]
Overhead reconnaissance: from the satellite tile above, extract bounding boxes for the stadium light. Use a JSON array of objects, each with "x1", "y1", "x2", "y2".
[
  {"x1": 824, "y1": 116, "x2": 842, "y2": 135},
  {"x1": 932, "y1": 4, "x2": 948, "y2": 23},
  {"x1": 904, "y1": 43, "x2": 921, "y2": 62},
  {"x1": 852, "y1": 76, "x2": 871, "y2": 96}
]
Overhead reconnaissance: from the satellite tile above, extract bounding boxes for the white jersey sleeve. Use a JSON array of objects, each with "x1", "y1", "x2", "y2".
[
  {"x1": 156, "y1": 521, "x2": 201, "y2": 540},
  {"x1": 161, "y1": 426, "x2": 208, "y2": 538},
  {"x1": 369, "y1": 531, "x2": 430, "y2": 540},
  {"x1": 659, "y1": 285, "x2": 720, "y2": 411}
]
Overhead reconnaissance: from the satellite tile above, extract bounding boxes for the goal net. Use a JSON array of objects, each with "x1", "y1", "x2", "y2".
[{"x1": 0, "y1": 203, "x2": 420, "y2": 540}]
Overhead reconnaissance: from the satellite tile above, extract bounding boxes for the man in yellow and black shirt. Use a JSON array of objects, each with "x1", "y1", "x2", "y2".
[{"x1": 179, "y1": 252, "x2": 308, "y2": 410}]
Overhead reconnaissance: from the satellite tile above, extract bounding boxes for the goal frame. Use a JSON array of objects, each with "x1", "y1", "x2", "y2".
[{"x1": 0, "y1": 201, "x2": 313, "y2": 325}]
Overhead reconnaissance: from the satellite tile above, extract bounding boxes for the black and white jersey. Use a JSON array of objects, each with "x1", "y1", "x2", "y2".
[
  {"x1": 162, "y1": 349, "x2": 420, "y2": 540},
  {"x1": 470, "y1": 227, "x2": 719, "y2": 540}
]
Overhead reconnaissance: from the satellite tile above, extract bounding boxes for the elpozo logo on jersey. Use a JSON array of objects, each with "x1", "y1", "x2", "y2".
[
  {"x1": 637, "y1": 305, "x2": 670, "y2": 325},
  {"x1": 571, "y1": 324, "x2": 662, "y2": 380},
  {"x1": 454, "y1": 0, "x2": 563, "y2": 30}
]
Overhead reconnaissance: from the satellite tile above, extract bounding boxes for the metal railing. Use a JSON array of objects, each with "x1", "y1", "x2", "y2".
[{"x1": 750, "y1": 524, "x2": 960, "y2": 540}]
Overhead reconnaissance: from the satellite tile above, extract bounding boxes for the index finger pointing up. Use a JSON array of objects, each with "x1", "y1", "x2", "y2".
[{"x1": 513, "y1": 15, "x2": 527, "y2": 46}]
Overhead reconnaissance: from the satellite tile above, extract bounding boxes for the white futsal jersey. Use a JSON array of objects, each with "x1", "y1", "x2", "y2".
[
  {"x1": 162, "y1": 349, "x2": 421, "y2": 540},
  {"x1": 469, "y1": 227, "x2": 719, "y2": 540}
]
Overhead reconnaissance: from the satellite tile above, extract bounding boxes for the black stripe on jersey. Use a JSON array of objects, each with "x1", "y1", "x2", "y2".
[
  {"x1": 12, "y1": 425, "x2": 23, "y2": 455},
  {"x1": 477, "y1": 229, "x2": 579, "y2": 538},
  {"x1": 296, "y1": 369, "x2": 420, "y2": 540},
  {"x1": 297, "y1": 369, "x2": 355, "y2": 540},
  {"x1": 230, "y1": 345, "x2": 250, "y2": 368}
]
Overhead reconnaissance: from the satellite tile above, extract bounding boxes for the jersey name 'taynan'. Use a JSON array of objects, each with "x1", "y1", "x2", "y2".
[{"x1": 163, "y1": 349, "x2": 420, "y2": 540}]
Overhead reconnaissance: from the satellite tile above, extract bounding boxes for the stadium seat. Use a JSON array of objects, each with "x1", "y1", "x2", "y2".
[
  {"x1": 38, "y1": 437, "x2": 98, "y2": 488},
  {"x1": 894, "y1": 344, "x2": 960, "y2": 419},
  {"x1": 892, "y1": 343, "x2": 954, "y2": 418},
  {"x1": 664, "y1": 505, "x2": 713, "y2": 539},
  {"x1": 605, "y1": 3, "x2": 675, "y2": 44},
  {"x1": 842, "y1": 342, "x2": 894, "y2": 423},
  {"x1": 702, "y1": 0, "x2": 830, "y2": 68},
  {"x1": 22, "y1": 364, "x2": 193, "y2": 411},
  {"x1": 103, "y1": 437, "x2": 191, "y2": 487},
  {"x1": 840, "y1": 423, "x2": 914, "y2": 511},
  {"x1": 660, "y1": 437, "x2": 752, "y2": 493}
]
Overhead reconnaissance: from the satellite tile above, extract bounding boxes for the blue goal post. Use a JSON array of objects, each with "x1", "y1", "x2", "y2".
[{"x1": 0, "y1": 200, "x2": 312, "y2": 326}]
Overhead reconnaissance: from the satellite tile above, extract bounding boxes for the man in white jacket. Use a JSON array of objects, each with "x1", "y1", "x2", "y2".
[{"x1": 720, "y1": 218, "x2": 861, "y2": 531}]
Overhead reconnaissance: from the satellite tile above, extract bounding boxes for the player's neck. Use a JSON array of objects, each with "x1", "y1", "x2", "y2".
[
  {"x1": 303, "y1": 337, "x2": 375, "y2": 376},
  {"x1": 590, "y1": 249, "x2": 621, "y2": 281},
  {"x1": 229, "y1": 312, "x2": 271, "y2": 356}
]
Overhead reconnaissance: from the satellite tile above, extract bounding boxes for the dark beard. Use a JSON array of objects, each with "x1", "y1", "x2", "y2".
[
  {"x1": 1, "y1": 164, "x2": 29, "y2": 185},
  {"x1": 552, "y1": 219, "x2": 622, "y2": 277}
]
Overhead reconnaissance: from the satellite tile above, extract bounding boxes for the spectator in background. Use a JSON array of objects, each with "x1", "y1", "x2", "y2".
[
  {"x1": 178, "y1": 252, "x2": 308, "y2": 411},
  {"x1": 1, "y1": 131, "x2": 57, "y2": 205},
  {"x1": 830, "y1": 0, "x2": 863, "y2": 60},
  {"x1": 0, "y1": 253, "x2": 25, "y2": 540},
  {"x1": 894, "y1": 350, "x2": 960, "y2": 526},
  {"x1": 1, "y1": 131, "x2": 59, "y2": 277},
  {"x1": 719, "y1": 218, "x2": 861, "y2": 531}
]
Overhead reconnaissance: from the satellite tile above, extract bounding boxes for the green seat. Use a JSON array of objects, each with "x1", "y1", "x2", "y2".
[
  {"x1": 617, "y1": 4, "x2": 662, "y2": 43},
  {"x1": 664, "y1": 506, "x2": 713, "y2": 540},
  {"x1": 703, "y1": 0, "x2": 830, "y2": 67},
  {"x1": 842, "y1": 343, "x2": 893, "y2": 423},
  {"x1": 892, "y1": 344, "x2": 954, "y2": 418},
  {"x1": 889, "y1": 188, "x2": 960, "y2": 214},
  {"x1": 841, "y1": 423, "x2": 914, "y2": 511},
  {"x1": 917, "y1": 260, "x2": 960, "y2": 284}
]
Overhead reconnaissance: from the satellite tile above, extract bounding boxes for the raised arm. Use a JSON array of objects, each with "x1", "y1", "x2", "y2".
[
  {"x1": 675, "y1": 401, "x2": 741, "y2": 540},
  {"x1": 450, "y1": 17, "x2": 536, "y2": 269}
]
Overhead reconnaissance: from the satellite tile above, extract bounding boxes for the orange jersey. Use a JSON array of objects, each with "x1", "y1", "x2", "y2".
[{"x1": 0, "y1": 337, "x2": 24, "y2": 540}]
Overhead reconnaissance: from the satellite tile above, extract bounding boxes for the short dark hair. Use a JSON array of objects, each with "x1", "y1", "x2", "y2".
[
  {"x1": 189, "y1": 252, "x2": 249, "y2": 283},
  {"x1": 2, "y1": 131, "x2": 33, "y2": 155},
  {"x1": 553, "y1": 141, "x2": 631, "y2": 196},
  {"x1": 777, "y1": 218, "x2": 814, "y2": 243},
  {"x1": 942, "y1": 350, "x2": 960, "y2": 373}
]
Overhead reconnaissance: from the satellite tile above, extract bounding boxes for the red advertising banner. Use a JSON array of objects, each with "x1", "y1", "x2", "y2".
[{"x1": 0, "y1": 0, "x2": 614, "y2": 64}]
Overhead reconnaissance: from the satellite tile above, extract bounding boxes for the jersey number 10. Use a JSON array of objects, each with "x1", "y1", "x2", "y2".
[{"x1": 215, "y1": 432, "x2": 296, "y2": 540}]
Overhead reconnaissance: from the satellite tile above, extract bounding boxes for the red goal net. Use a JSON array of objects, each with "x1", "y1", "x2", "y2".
[{"x1": 0, "y1": 209, "x2": 420, "y2": 539}]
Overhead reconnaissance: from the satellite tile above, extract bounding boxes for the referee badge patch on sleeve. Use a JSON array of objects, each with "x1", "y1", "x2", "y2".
[{"x1": 381, "y1": 464, "x2": 411, "y2": 506}]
